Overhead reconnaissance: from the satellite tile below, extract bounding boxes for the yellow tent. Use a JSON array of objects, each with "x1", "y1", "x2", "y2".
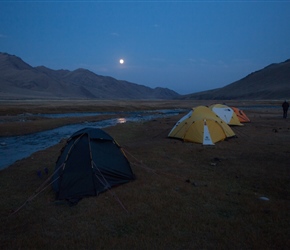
[
  {"x1": 209, "y1": 104, "x2": 243, "y2": 126},
  {"x1": 168, "y1": 106, "x2": 235, "y2": 145}
]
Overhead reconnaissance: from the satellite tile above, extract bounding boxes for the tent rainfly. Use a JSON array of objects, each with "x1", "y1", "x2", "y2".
[
  {"x1": 52, "y1": 128, "x2": 135, "y2": 205},
  {"x1": 168, "y1": 106, "x2": 236, "y2": 145},
  {"x1": 209, "y1": 104, "x2": 243, "y2": 126}
]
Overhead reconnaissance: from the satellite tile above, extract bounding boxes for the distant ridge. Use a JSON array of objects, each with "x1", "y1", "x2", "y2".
[
  {"x1": 182, "y1": 59, "x2": 290, "y2": 100},
  {"x1": 0, "y1": 52, "x2": 180, "y2": 100},
  {"x1": 1, "y1": 52, "x2": 289, "y2": 100}
]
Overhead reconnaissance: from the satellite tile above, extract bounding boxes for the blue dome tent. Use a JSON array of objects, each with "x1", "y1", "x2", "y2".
[{"x1": 52, "y1": 128, "x2": 135, "y2": 205}]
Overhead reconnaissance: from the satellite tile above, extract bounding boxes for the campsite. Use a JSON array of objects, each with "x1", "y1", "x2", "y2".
[{"x1": 0, "y1": 99, "x2": 289, "y2": 249}]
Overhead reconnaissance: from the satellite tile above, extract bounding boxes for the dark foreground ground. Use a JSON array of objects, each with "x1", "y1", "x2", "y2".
[{"x1": 0, "y1": 99, "x2": 289, "y2": 249}]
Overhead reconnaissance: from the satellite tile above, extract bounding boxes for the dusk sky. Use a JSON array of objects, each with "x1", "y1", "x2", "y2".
[{"x1": 1, "y1": 1, "x2": 290, "y2": 94}]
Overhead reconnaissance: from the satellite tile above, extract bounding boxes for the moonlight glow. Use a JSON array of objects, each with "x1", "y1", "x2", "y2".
[{"x1": 119, "y1": 59, "x2": 124, "y2": 64}]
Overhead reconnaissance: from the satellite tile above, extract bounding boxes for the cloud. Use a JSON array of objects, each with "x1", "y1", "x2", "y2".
[
  {"x1": 110, "y1": 32, "x2": 119, "y2": 36},
  {"x1": 188, "y1": 58, "x2": 209, "y2": 65},
  {"x1": 188, "y1": 58, "x2": 230, "y2": 68},
  {"x1": 150, "y1": 57, "x2": 165, "y2": 62}
]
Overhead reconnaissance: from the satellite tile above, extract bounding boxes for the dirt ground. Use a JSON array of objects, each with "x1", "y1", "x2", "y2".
[{"x1": 0, "y1": 99, "x2": 289, "y2": 249}]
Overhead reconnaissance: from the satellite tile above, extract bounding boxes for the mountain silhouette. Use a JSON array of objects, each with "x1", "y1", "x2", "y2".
[
  {"x1": 0, "y1": 52, "x2": 180, "y2": 100},
  {"x1": 182, "y1": 59, "x2": 290, "y2": 100},
  {"x1": 1, "y1": 52, "x2": 289, "y2": 100}
]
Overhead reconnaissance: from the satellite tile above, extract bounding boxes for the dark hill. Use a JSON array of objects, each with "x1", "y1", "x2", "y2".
[
  {"x1": 0, "y1": 52, "x2": 180, "y2": 100},
  {"x1": 2, "y1": 52, "x2": 289, "y2": 100},
  {"x1": 183, "y1": 59, "x2": 290, "y2": 100}
]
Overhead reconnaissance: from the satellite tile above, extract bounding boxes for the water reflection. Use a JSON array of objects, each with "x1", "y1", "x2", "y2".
[
  {"x1": 0, "y1": 109, "x2": 185, "y2": 170},
  {"x1": 117, "y1": 118, "x2": 127, "y2": 124}
]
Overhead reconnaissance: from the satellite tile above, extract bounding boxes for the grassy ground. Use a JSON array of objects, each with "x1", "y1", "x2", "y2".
[{"x1": 0, "y1": 99, "x2": 289, "y2": 249}]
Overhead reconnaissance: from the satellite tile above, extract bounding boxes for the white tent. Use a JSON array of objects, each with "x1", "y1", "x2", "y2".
[{"x1": 209, "y1": 104, "x2": 243, "y2": 126}]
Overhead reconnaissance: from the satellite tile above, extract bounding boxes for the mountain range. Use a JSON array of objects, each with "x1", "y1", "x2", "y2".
[
  {"x1": 0, "y1": 52, "x2": 179, "y2": 100},
  {"x1": 182, "y1": 59, "x2": 290, "y2": 100},
  {"x1": 1, "y1": 52, "x2": 289, "y2": 100}
]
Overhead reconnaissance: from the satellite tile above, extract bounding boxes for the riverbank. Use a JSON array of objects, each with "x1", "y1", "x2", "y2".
[
  {"x1": 0, "y1": 109, "x2": 183, "y2": 170},
  {"x1": 0, "y1": 99, "x2": 289, "y2": 249}
]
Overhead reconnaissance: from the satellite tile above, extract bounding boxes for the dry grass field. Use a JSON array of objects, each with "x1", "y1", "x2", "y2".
[{"x1": 0, "y1": 99, "x2": 289, "y2": 249}]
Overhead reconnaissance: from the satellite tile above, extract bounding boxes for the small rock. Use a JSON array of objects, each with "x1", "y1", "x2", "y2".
[
  {"x1": 213, "y1": 157, "x2": 221, "y2": 162},
  {"x1": 192, "y1": 181, "x2": 208, "y2": 187},
  {"x1": 37, "y1": 170, "x2": 42, "y2": 178},
  {"x1": 44, "y1": 167, "x2": 49, "y2": 175},
  {"x1": 259, "y1": 196, "x2": 270, "y2": 201}
]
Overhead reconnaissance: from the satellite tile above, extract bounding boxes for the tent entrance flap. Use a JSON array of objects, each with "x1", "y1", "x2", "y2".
[{"x1": 203, "y1": 120, "x2": 214, "y2": 145}]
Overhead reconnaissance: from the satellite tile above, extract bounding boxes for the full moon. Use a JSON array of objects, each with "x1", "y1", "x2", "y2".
[{"x1": 119, "y1": 59, "x2": 124, "y2": 64}]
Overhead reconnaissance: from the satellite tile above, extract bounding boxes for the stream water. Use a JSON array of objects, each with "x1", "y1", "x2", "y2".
[{"x1": 0, "y1": 109, "x2": 184, "y2": 170}]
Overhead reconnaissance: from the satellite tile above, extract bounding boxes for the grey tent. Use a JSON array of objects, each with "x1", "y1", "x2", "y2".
[{"x1": 52, "y1": 128, "x2": 135, "y2": 204}]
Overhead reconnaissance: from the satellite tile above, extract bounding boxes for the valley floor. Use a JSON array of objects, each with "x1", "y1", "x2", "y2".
[{"x1": 0, "y1": 99, "x2": 289, "y2": 249}]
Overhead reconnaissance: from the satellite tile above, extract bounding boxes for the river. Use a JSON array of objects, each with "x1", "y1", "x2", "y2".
[{"x1": 0, "y1": 109, "x2": 185, "y2": 170}]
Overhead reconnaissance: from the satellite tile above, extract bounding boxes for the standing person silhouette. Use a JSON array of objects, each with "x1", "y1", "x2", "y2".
[{"x1": 282, "y1": 100, "x2": 289, "y2": 118}]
